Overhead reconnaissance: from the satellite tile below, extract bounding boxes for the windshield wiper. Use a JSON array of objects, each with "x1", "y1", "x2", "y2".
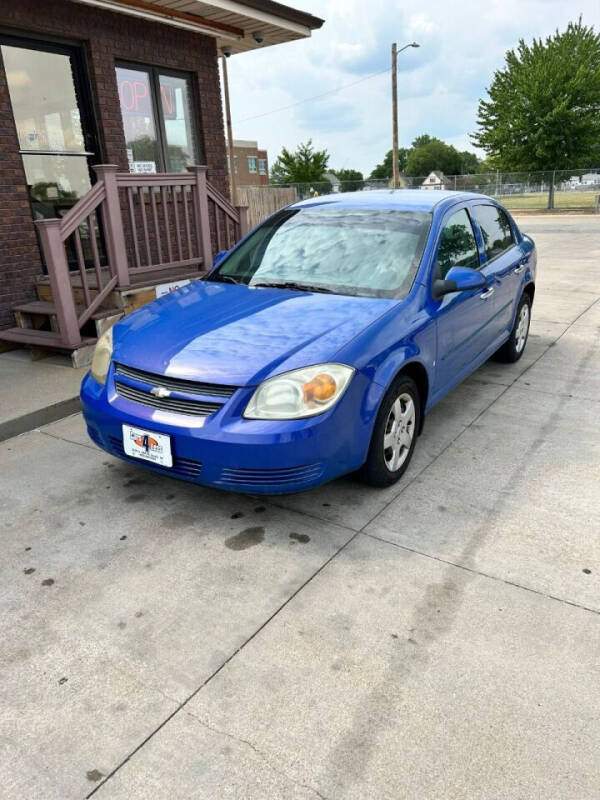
[
  {"x1": 210, "y1": 274, "x2": 241, "y2": 285},
  {"x1": 250, "y1": 281, "x2": 335, "y2": 294}
]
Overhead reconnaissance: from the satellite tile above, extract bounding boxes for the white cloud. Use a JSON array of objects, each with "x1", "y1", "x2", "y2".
[{"x1": 227, "y1": 0, "x2": 600, "y2": 175}]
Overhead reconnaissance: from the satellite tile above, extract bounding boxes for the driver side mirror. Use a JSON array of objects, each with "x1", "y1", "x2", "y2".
[
  {"x1": 433, "y1": 266, "x2": 486, "y2": 298},
  {"x1": 213, "y1": 250, "x2": 229, "y2": 267}
]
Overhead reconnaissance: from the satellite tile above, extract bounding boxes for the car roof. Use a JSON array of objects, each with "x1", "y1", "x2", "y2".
[{"x1": 291, "y1": 189, "x2": 494, "y2": 214}]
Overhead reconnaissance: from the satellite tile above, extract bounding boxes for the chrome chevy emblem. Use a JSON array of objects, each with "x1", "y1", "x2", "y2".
[{"x1": 150, "y1": 386, "x2": 171, "y2": 398}]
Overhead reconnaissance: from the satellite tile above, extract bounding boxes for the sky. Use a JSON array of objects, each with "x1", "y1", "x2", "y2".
[{"x1": 226, "y1": 0, "x2": 600, "y2": 176}]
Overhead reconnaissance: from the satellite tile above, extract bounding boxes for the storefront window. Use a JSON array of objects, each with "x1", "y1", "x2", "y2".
[
  {"x1": 1, "y1": 42, "x2": 93, "y2": 219},
  {"x1": 116, "y1": 66, "x2": 161, "y2": 173},
  {"x1": 116, "y1": 64, "x2": 198, "y2": 173}
]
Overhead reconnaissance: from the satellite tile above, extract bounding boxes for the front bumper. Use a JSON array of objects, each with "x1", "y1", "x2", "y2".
[{"x1": 80, "y1": 366, "x2": 383, "y2": 494}]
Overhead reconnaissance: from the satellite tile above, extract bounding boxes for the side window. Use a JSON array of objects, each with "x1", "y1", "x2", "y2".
[
  {"x1": 435, "y1": 208, "x2": 479, "y2": 279},
  {"x1": 474, "y1": 205, "x2": 514, "y2": 260}
]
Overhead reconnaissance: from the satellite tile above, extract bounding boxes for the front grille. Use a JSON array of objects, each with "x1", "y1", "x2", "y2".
[
  {"x1": 218, "y1": 463, "x2": 323, "y2": 487},
  {"x1": 108, "y1": 436, "x2": 203, "y2": 478},
  {"x1": 115, "y1": 381, "x2": 222, "y2": 417},
  {"x1": 114, "y1": 363, "x2": 238, "y2": 398}
]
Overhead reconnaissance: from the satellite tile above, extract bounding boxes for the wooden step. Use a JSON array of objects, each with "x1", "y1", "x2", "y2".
[
  {"x1": 12, "y1": 300, "x2": 122, "y2": 320},
  {"x1": 12, "y1": 300, "x2": 56, "y2": 315},
  {"x1": 0, "y1": 328, "x2": 97, "y2": 351}
]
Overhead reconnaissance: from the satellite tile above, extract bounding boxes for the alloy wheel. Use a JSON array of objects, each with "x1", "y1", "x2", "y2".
[
  {"x1": 383, "y1": 392, "x2": 416, "y2": 472},
  {"x1": 515, "y1": 303, "x2": 530, "y2": 353}
]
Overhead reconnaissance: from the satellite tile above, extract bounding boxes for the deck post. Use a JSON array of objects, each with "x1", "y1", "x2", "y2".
[
  {"x1": 35, "y1": 219, "x2": 82, "y2": 348},
  {"x1": 93, "y1": 164, "x2": 130, "y2": 287},
  {"x1": 188, "y1": 165, "x2": 214, "y2": 269},
  {"x1": 235, "y1": 205, "x2": 249, "y2": 238}
]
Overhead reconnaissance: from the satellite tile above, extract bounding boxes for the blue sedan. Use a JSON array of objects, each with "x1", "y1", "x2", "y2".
[{"x1": 81, "y1": 190, "x2": 536, "y2": 494}]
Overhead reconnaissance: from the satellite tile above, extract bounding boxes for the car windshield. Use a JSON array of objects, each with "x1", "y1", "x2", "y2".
[{"x1": 207, "y1": 207, "x2": 432, "y2": 298}]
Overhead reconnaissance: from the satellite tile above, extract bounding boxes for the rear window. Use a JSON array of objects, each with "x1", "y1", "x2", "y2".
[
  {"x1": 474, "y1": 205, "x2": 514, "y2": 260},
  {"x1": 210, "y1": 207, "x2": 432, "y2": 298}
]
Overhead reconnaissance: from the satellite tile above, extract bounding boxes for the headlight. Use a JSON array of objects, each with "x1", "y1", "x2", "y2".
[
  {"x1": 90, "y1": 326, "x2": 114, "y2": 385},
  {"x1": 244, "y1": 363, "x2": 354, "y2": 420}
]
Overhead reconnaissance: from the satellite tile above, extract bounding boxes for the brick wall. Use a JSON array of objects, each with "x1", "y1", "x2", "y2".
[
  {"x1": 0, "y1": 0, "x2": 228, "y2": 328},
  {"x1": 233, "y1": 143, "x2": 270, "y2": 188}
]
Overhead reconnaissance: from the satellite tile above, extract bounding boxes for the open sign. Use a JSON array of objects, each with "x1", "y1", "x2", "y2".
[{"x1": 117, "y1": 75, "x2": 177, "y2": 120}]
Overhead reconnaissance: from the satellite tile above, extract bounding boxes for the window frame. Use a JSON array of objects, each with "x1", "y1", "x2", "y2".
[
  {"x1": 258, "y1": 158, "x2": 267, "y2": 176},
  {"x1": 473, "y1": 203, "x2": 516, "y2": 265},
  {"x1": 247, "y1": 155, "x2": 258, "y2": 174},
  {"x1": 115, "y1": 60, "x2": 201, "y2": 173},
  {"x1": 432, "y1": 204, "x2": 481, "y2": 286}
]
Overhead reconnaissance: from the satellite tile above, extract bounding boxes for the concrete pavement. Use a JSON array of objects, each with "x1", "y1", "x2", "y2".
[
  {"x1": 0, "y1": 216, "x2": 598, "y2": 799},
  {"x1": 0, "y1": 348, "x2": 86, "y2": 441}
]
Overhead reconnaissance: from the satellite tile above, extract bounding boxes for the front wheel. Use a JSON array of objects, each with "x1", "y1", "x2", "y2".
[
  {"x1": 495, "y1": 293, "x2": 531, "y2": 363},
  {"x1": 360, "y1": 376, "x2": 420, "y2": 488}
]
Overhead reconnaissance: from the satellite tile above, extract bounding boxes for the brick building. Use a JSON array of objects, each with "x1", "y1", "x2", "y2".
[
  {"x1": 231, "y1": 139, "x2": 269, "y2": 186},
  {"x1": 0, "y1": 0, "x2": 323, "y2": 339}
]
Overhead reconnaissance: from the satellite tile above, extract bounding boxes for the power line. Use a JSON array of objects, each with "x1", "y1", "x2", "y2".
[{"x1": 235, "y1": 65, "x2": 392, "y2": 124}]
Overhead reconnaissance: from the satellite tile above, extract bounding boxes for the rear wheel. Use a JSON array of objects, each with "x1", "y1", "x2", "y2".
[
  {"x1": 360, "y1": 376, "x2": 420, "y2": 487},
  {"x1": 495, "y1": 293, "x2": 531, "y2": 363}
]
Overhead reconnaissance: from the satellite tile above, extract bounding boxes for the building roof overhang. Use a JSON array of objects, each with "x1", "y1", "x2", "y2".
[{"x1": 67, "y1": 0, "x2": 324, "y2": 53}]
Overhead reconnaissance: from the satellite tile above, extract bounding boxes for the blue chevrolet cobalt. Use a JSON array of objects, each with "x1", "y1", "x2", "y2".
[{"x1": 81, "y1": 190, "x2": 536, "y2": 494}]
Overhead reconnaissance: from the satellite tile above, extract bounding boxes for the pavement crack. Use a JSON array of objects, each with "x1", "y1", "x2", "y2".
[
  {"x1": 362, "y1": 531, "x2": 600, "y2": 616},
  {"x1": 185, "y1": 710, "x2": 328, "y2": 799},
  {"x1": 86, "y1": 529, "x2": 358, "y2": 798},
  {"x1": 38, "y1": 429, "x2": 104, "y2": 453}
]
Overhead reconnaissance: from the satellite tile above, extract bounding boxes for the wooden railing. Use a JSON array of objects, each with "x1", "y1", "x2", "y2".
[{"x1": 35, "y1": 165, "x2": 247, "y2": 349}]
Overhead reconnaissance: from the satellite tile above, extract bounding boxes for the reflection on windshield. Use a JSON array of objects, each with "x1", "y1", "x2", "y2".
[{"x1": 209, "y1": 208, "x2": 431, "y2": 298}]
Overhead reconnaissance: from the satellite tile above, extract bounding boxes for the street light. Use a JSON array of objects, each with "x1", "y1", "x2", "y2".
[{"x1": 392, "y1": 42, "x2": 420, "y2": 189}]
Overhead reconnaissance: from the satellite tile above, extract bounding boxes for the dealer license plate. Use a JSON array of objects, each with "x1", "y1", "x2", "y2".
[{"x1": 122, "y1": 424, "x2": 173, "y2": 467}]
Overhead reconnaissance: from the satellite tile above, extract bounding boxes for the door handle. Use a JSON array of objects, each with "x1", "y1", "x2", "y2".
[
  {"x1": 480, "y1": 287, "x2": 494, "y2": 299},
  {"x1": 514, "y1": 264, "x2": 525, "y2": 274}
]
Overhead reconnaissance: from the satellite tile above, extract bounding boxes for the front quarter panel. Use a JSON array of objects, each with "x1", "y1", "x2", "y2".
[{"x1": 334, "y1": 282, "x2": 436, "y2": 406}]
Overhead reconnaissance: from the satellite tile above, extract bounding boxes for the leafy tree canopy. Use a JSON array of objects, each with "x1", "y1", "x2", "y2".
[
  {"x1": 369, "y1": 148, "x2": 408, "y2": 179},
  {"x1": 473, "y1": 18, "x2": 600, "y2": 170},
  {"x1": 334, "y1": 168, "x2": 364, "y2": 191},
  {"x1": 370, "y1": 138, "x2": 481, "y2": 180},
  {"x1": 405, "y1": 137, "x2": 463, "y2": 176},
  {"x1": 270, "y1": 139, "x2": 329, "y2": 184}
]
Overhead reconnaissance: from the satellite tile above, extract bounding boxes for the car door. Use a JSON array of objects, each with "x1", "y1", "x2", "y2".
[
  {"x1": 472, "y1": 204, "x2": 522, "y2": 344},
  {"x1": 430, "y1": 205, "x2": 498, "y2": 395}
]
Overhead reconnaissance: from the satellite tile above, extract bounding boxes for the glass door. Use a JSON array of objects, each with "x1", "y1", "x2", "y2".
[{"x1": 1, "y1": 38, "x2": 98, "y2": 221}]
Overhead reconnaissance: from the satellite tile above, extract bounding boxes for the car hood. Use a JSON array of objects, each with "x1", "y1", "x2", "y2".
[{"x1": 112, "y1": 281, "x2": 398, "y2": 386}]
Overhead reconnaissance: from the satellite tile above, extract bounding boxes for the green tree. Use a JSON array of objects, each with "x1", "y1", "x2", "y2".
[
  {"x1": 473, "y1": 19, "x2": 600, "y2": 170},
  {"x1": 369, "y1": 148, "x2": 408, "y2": 179},
  {"x1": 405, "y1": 138, "x2": 463, "y2": 177},
  {"x1": 334, "y1": 168, "x2": 364, "y2": 191},
  {"x1": 458, "y1": 150, "x2": 481, "y2": 174},
  {"x1": 270, "y1": 139, "x2": 330, "y2": 184},
  {"x1": 411, "y1": 134, "x2": 435, "y2": 149}
]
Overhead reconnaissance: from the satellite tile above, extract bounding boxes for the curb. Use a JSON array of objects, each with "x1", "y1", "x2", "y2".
[{"x1": 0, "y1": 397, "x2": 81, "y2": 443}]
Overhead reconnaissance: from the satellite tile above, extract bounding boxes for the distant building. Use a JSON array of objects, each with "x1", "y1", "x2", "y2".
[
  {"x1": 421, "y1": 171, "x2": 450, "y2": 190},
  {"x1": 566, "y1": 173, "x2": 600, "y2": 189},
  {"x1": 230, "y1": 140, "x2": 269, "y2": 186},
  {"x1": 581, "y1": 173, "x2": 600, "y2": 186},
  {"x1": 323, "y1": 172, "x2": 341, "y2": 192}
]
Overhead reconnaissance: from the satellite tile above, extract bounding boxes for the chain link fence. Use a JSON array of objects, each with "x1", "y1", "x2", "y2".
[{"x1": 264, "y1": 167, "x2": 600, "y2": 212}]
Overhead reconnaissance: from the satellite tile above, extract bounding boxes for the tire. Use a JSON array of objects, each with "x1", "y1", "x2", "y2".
[
  {"x1": 360, "y1": 376, "x2": 420, "y2": 488},
  {"x1": 495, "y1": 293, "x2": 531, "y2": 363}
]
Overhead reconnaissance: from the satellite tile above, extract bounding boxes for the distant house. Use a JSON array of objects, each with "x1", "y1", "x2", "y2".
[
  {"x1": 323, "y1": 172, "x2": 341, "y2": 192},
  {"x1": 421, "y1": 171, "x2": 450, "y2": 190},
  {"x1": 581, "y1": 173, "x2": 600, "y2": 186}
]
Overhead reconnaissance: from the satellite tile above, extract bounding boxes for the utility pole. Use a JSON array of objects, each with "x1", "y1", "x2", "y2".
[
  {"x1": 392, "y1": 43, "x2": 399, "y2": 189},
  {"x1": 391, "y1": 42, "x2": 420, "y2": 191},
  {"x1": 221, "y1": 52, "x2": 237, "y2": 204}
]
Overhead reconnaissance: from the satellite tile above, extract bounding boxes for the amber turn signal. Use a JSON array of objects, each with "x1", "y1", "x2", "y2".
[{"x1": 303, "y1": 373, "x2": 337, "y2": 404}]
